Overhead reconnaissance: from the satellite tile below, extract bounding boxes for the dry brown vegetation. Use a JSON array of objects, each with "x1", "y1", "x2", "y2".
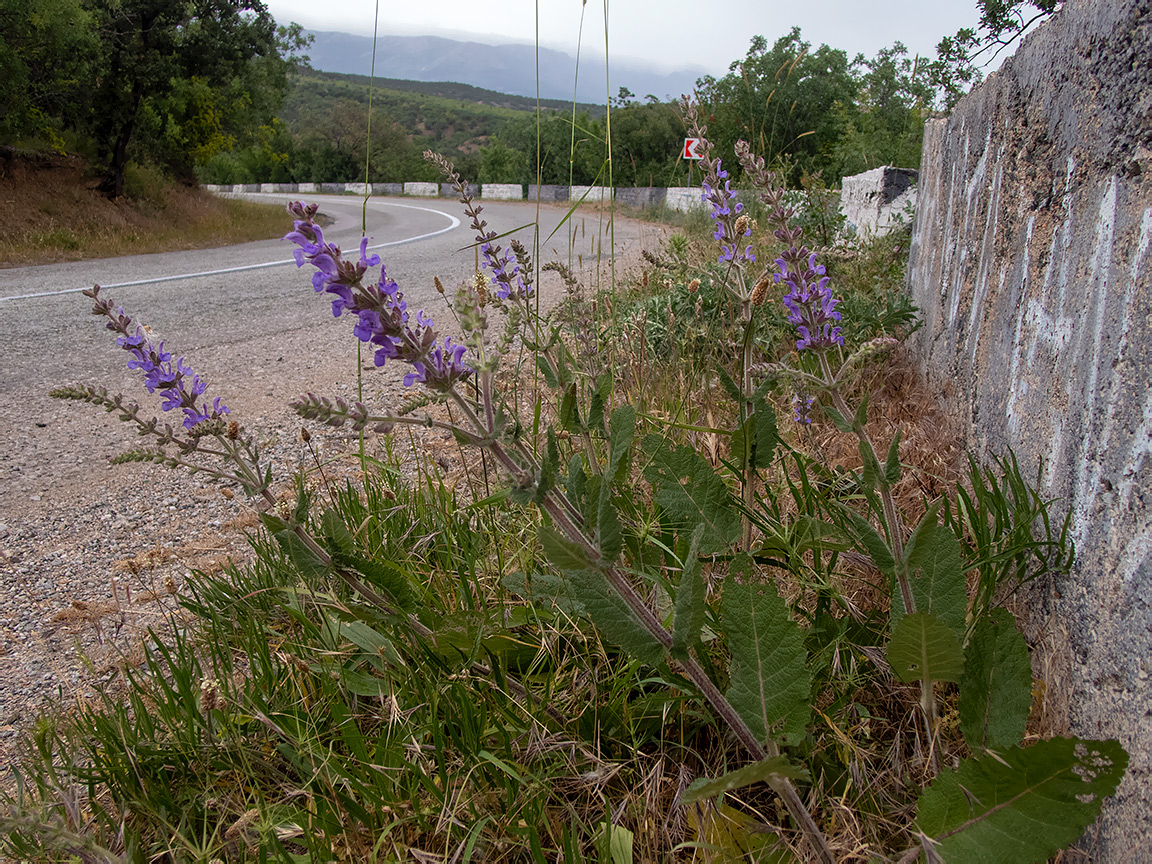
[{"x1": 0, "y1": 147, "x2": 288, "y2": 267}]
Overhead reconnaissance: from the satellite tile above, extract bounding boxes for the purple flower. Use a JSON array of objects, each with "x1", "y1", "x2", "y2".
[
  {"x1": 480, "y1": 240, "x2": 530, "y2": 300},
  {"x1": 792, "y1": 391, "x2": 816, "y2": 424},
  {"x1": 776, "y1": 252, "x2": 843, "y2": 352},
  {"x1": 284, "y1": 201, "x2": 473, "y2": 392},
  {"x1": 106, "y1": 322, "x2": 229, "y2": 429},
  {"x1": 700, "y1": 160, "x2": 754, "y2": 266}
]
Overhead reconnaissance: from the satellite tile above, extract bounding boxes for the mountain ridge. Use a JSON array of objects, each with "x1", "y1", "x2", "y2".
[{"x1": 302, "y1": 30, "x2": 707, "y2": 104}]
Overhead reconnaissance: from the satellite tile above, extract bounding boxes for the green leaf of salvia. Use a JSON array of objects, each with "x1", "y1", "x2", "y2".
[
  {"x1": 643, "y1": 436, "x2": 739, "y2": 555},
  {"x1": 723, "y1": 557, "x2": 811, "y2": 747},
  {"x1": 884, "y1": 427, "x2": 902, "y2": 485},
  {"x1": 959, "y1": 607, "x2": 1033, "y2": 751},
  {"x1": 831, "y1": 501, "x2": 895, "y2": 577},
  {"x1": 853, "y1": 393, "x2": 870, "y2": 431},
  {"x1": 576, "y1": 567, "x2": 666, "y2": 667},
  {"x1": 916, "y1": 737, "x2": 1129, "y2": 863},
  {"x1": 560, "y1": 383, "x2": 581, "y2": 433},
  {"x1": 823, "y1": 405, "x2": 854, "y2": 434},
  {"x1": 680, "y1": 755, "x2": 808, "y2": 804},
  {"x1": 538, "y1": 525, "x2": 593, "y2": 572},
  {"x1": 859, "y1": 439, "x2": 882, "y2": 490},
  {"x1": 671, "y1": 524, "x2": 707, "y2": 661},
  {"x1": 887, "y1": 611, "x2": 964, "y2": 686},
  {"x1": 894, "y1": 518, "x2": 967, "y2": 637},
  {"x1": 732, "y1": 398, "x2": 779, "y2": 473}
]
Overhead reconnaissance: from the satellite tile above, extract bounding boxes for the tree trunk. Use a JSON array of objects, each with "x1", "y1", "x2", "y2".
[{"x1": 100, "y1": 117, "x2": 135, "y2": 199}]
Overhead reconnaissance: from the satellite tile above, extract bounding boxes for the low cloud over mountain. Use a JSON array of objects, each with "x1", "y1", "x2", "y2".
[{"x1": 303, "y1": 30, "x2": 707, "y2": 103}]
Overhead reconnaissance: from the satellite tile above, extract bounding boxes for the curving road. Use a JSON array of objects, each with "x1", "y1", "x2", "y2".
[{"x1": 0, "y1": 192, "x2": 666, "y2": 516}]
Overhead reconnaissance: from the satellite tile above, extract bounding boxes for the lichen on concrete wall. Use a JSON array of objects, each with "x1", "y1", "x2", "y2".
[{"x1": 906, "y1": 0, "x2": 1152, "y2": 856}]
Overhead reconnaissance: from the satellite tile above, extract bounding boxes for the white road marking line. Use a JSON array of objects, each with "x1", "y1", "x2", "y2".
[{"x1": 0, "y1": 202, "x2": 460, "y2": 303}]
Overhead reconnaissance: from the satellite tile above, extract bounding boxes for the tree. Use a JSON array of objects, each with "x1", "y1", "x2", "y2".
[
  {"x1": 495, "y1": 111, "x2": 606, "y2": 186},
  {"x1": 0, "y1": 0, "x2": 96, "y2": 144},
  {"x1": 829, "y1": 43, "x2": 933, "y2": 176},
  {"x1": 695, "y1": 29, "x2": 858, "y2": 183},
  {"x1": 608, "y1": 100, "x2": 685, "y2": 187},
  {"x1": 83, "y1": 0, "x2": 297, "y2": 197},
  {"x1": 929, "y1": 0, "x2": 1060, "y2": 109}
]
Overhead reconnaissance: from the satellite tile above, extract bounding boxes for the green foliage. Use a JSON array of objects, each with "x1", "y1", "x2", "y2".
[
  {"x1": 930, "y1": 0, "x2": 1060, "y2": 109},
  {"x1": 916, "y1": 737, "x2": 1128, "y2": 863},
  {"x1": 886, "y1": 611, "x2": 964, "y2": 686},
  {"x1": 894, "y1": 515, "x2": 968, "y2": 635},
  {"x1": 0, "y1": 0, "x2": 96, "y2": 142},
  {"x1": 723, "y1": 559, "x2": 811, "y2": 747},
  {"x1": 944, "y1": 451, "x2": 1074, "y2": 624},
  {"x1": 642, "y1": 436, "x2": 741, "y2": 554},
  {"x1": 17, "y1": 82, "x2": 1127, "y2": 862},
  {"x1": 959, "y1": 607, "x2": 1032, "y2": 750},
  {"x1": 671, "y1": 525, "x2": 708, "y2": 660},
  {"x1": 84, "y1": 0, "x2": 298, "y2": 195},
  {"x1": 696, "y1": 28, "x2": 934, "y2": 185},
  {"x1": 696, "y1": 29, "x2": 858, "y2": 182},
  {"x1": 681, "y1": 756, "x2": 807, "y2": 804},
  {"x1": 0, "y1": 0, "x2": 303, "y2": 194},
  {"x1": 828, "y1": 43, "x2": 932, "y2": 177}
]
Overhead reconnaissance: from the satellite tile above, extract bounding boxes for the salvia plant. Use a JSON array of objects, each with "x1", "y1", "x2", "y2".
[{"x1": 18, "y1": 102, "x2": 1126, "y2": 863}]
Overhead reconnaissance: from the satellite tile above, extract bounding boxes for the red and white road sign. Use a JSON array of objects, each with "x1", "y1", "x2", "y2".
[{"x1": 683, "y1": 138, "x2": 704, "y2": 160}]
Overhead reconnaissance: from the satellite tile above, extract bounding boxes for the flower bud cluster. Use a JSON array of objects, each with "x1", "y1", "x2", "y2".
[
  {"x1": 85, "y1": 287, "x2": 230, "y2": 430},
  {"x1": 425, "y1": 151, "x2": 533, "y2": 302},
  {"x1": 775, "y1": 252, "x2": 843, "y2": 351},
  {"x1": 284, "y1": 202, "x2": 472, "y2": 393},
  {"x1": 732, "y1": 139, "x2": 844, "y2": 352}
]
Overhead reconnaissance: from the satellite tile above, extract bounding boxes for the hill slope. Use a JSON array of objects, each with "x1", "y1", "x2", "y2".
[{"x1": 304, "y1": 30, "x2": 705, "y2": 104}]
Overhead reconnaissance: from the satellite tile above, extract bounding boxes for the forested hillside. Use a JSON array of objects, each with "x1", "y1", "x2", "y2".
[
  {"x1": 3, "y1": 0, "x2": 1041, "y2": 196},
  {"x1": 199, "y1": 28, "x2": 947, "y2": 191},
  {"x1": 1, "y1": 0, "x2": 307, "y2": 197}
]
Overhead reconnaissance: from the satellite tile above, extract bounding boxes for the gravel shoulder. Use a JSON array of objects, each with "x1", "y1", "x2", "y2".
[{"x1": 0, "y1": 198, "x2": 668, "y2": 781}]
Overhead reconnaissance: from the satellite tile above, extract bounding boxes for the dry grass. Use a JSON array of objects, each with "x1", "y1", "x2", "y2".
[{"x1": 0, "y1": 147, "x2": 288, "y2": 267}]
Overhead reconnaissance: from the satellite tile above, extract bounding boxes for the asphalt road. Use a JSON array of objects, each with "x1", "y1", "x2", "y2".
[{"x1": 0, "y1": 193, "x2": 665, "y2": 512}]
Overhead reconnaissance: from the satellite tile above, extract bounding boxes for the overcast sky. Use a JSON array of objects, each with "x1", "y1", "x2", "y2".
[{"x1": 263, "y1": 0, "x2": 992, "y2": 78}]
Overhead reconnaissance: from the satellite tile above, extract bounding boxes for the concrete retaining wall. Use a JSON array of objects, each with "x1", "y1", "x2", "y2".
[
  {"x1": 404, "y1": 182, "x2": 438, "y2": 197},
  {"x1": 440, "y1": 182, "x2": 477, "y2": 199},
  {"x1": 665, "y1": 187, "x2": 704, "y2": 212},
  {"x1": 482, "y1": 183, "x2": 524, "y2": 200},
  {"x1": 570, "y1": 185, "x2": 610, "y2": 204},
  {"x1": 528, "y1": 184, "x2": 569, "y2": 202},
  {"x1": 906, "y1": 0, "x2": 1152, "y2": 855},
  {"x1": 841, "y1": 166, "x2": 917, "y2": 236},
  {"x1": 615, "y1": 187, "x2": 667, "y2": 209}
]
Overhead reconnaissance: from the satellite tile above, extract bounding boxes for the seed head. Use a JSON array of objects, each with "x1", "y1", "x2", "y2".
[
  {"x1": 688, "y1": 278, "x2": 700, "y2": 294},
  {"x1": 750, "y1": 273, "x2": 772, "y2": 307},
  {"x1": 473, "y1": 272, "x2": 488, "y2": 307},
  {"x1": 226, "y1": 421, "x2": 240, "y2": 440},
  {"x1": 734, "y1": 214, "x2": 751, "y2": 236},
  {"x1": 200, "y1": 678, "x2": 221, "y2": 713},
  {"x1": 434, "y1": 275, "x2": 445, "y2": 294}
]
